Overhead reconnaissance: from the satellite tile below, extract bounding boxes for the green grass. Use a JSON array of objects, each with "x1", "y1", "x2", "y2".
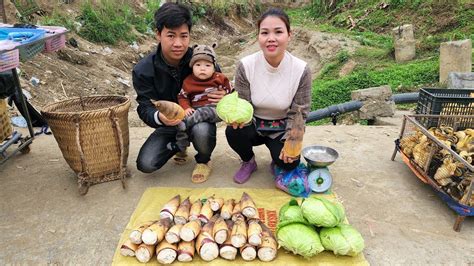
[
  {"x1": 78, "y1": 0, "x2": 137, "y2": 44},
  {"x1": 311, "y1": 58, "x2": 439, "y2": 110},
  {"x1": 39, "y1": 10, "x2": 75, "y2": 30}
]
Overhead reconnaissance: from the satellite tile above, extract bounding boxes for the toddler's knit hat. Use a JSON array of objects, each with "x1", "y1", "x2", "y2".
[{"x1": 189, "y1": 43, "x2": 217, "y2": 67}]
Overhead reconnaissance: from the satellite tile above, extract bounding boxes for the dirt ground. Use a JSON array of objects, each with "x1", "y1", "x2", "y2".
[
  {"x1": 1, "y1": 2, "x2": 473, "y2": 265},
  {"x1": 1, "y1": 112, "x2": 473, "y2": 265}
]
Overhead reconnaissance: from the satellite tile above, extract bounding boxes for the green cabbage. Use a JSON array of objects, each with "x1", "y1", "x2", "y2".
[
  {"x1": 277, "y1": 223, "x2": 324, "y2": 258},
  {"x1": 301, "y1": 196, "x2": 345, "y2": 227},
  {"x1": 216, "y1": 92, "x2": 253, "y2": 124},
  {"x1": 278, "y1": 198, "x2": 308, "y2": 228},
  {"x1": 320, "y1": 224, "x2": 365, "y2": 256}
]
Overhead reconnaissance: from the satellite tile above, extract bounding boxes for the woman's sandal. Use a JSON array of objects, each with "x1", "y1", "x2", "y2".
[
  {"x1": 173, "y1": 150, "x2": 188, "y2": 165},
  {"x1": 191, "y1": 163, "x2": 211, "y2": 184}
]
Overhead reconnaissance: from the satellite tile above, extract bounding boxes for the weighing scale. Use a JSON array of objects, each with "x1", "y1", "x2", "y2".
[{"x1": 302, "y1": 145, "x2": 339, "y2": 193}]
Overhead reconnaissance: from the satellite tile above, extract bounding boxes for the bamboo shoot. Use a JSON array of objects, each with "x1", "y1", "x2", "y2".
[
  {"x1": 142, "y1": 218, "x2": 172, "y2": 245},
  {"x1": 240, "y1": 243, "x2": 257, "y2": 261},
  {"x1": 220, "y1": 199, "x2": 235, "y2": 219},
  {"x1": 219, "y1": 221, "x2": 237, "y2": 260},
  {"x1": 129, "y1": 220, "x2": 156, "y2": 244},
  {"x1": 160, "y1": 195, "x2": 181, "y2": 220},
  {"x1": 213, "y1": 216, "x2": 229, "y2": 244},
  {"x1": 196, "y1": 218, "x2": 219, "y2": 261},
  {"x1": 231, "y1": 201, "x2": 243, "y2": 222},
  {"x1": 120, "y1": 239, "x2": 139, "y2": 257},
  {"x1": 248, "y1": 218, "x2": 262, "y2": 246},
  {"x1": 241, "y1": 192, "x2": 258, "y2": 219},
  {"x1": 257, "y1": 221, "x2": 277, "y2": 262},
  {"x1": 177, "y1": 240, "x2": 195, "y2": 262},
  {"x1": 180, "y1": 220, "x2": 202, "y2": 242},
  {"x1": 174, "y1": 197, "x2": 191, "y2": 225},
  {"x1": 151, "y1": 100, "x2": 185, "y2": 121},
  {"x1": 135, "y1": 243, "x2": 155, "y2": 263},
  {"x1": 165, "y1": 223, "x2": 183, "y2": 244},
  {"x1": 189, "y1": 199, "x2": 202, "y2": 221},
  {"x1": 231, "y1": 218, "x2": 247, "y2": 248},
  {"x1": 209, "y1": 197, "x2": 225, "y2": 211},
  {"x1": 199, "y1": 201, "x2": 213, "y2": 224},
  {"x1": 156, "y1": 240, "x2": 178, "y2": 264}
]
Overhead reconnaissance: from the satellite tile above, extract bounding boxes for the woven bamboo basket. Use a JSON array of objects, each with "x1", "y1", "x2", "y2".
[
  {"x1": 41, "y1": 95, "x2": 131, "y2": 194},
  {"x1": 0, "y1": 98, "x2": 12, "y2": 142}
]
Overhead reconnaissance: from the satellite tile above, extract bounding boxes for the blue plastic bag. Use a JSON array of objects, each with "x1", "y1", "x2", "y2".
[{"x1": 273, "y1": 163, "x2": 311, "y2": 197}]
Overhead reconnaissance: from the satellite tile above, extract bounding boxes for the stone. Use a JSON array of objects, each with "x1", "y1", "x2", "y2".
[
  {"x1": 447, "y1": 72, "x2": 474, "y2": 89},
  {"x1": 351, "y1": 85, "x2": 395, "y2": 120},
  {"x1": 439, "y1": 39, "x2": 472, "y2": 84},
  {"x1": 392, "y1": 24, "x2": 416, "y2": 62},
  {"x1": 339, "y1": 59, "x2": 357, "y2": 77}
]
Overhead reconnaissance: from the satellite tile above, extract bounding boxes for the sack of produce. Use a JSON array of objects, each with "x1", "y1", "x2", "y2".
[
  {"x1": 320, "y1": 224, "x2": 365, "y2": 256},
  {"x1": 301, "y1": 196, "x2": 345, "y2": 227},
  {"x1": 273, "y1": 163, "x2": 311, "y2": 197}
]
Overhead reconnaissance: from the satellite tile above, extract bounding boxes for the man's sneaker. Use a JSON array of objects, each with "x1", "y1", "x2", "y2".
[{"x1": 233, "y1": 156, "x2": 257, "y2": 184}]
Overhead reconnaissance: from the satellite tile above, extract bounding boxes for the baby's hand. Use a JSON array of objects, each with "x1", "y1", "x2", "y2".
[{"x1": 185, "y1": 108, "x2": 195, "y2": 117}]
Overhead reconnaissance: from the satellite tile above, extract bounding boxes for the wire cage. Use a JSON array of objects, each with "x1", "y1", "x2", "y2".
[{"x1": 392, "y1": 114, "x2": 474, "y2": 231}]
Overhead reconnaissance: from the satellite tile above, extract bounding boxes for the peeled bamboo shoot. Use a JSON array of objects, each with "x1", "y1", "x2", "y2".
[
  {"x1": 174, "y1": 197, "x2": 191, "y2": 225},
  {"x1": 241, "y1": 192, "x2": 258, "y2": 219},
  {"x1": 142, "y1": 218, "x2": 172, "y2": 245},
  {"x1": 213, "y1": 216, "x2": 229, "y2": 244},
  {"x1": 189, "y1": 199, "x2": 202, "y2": 221},
  {"x1": 196, "y1": 219, "x2": 219, "y2": 261},
  {"x1": 165, "y1": 224, "x2": 183, "y2": 244},
  {"x1": 248, "y1": 218, "x2": 262, "y2": 246},
  {"x1": 156, "y1": 240, "x2": 178, "y2": 264},
  {"x1": 135, "y1": 243, "x2": 155, "y2": 263},
  {"x1": 208, "y1": 197, "x2": 225, "y2": 211},
  {"x1": 282, "y1": 107, "x2": 304, "y2": 157},
  {"x1": 199, "y1": 201, "x2": 213, "y2": 224},
  {"x1": 240, "y1": 243, "x2": 257, "y2": 261},
  {"x1": 129, "y1": 220, "x2": 156, "y2": 244},
  {"x1": 231, "y1": 218, "x2": 247, "y2": 248},
  {"x1": 151, "y1": 100, "x2": 185, "y2": 121},
  {"x1": 180, "y1": 220, "x2": 202, "y2": 242},
  {"x1": 120, "y1": 239, "x2": 139, "y2": 257},
  {"x1": 160, "y1": 195, "x2": 181, "y2": 220},
  {"x1": 177, "y1": 240, "x2": 195, "y2": 262},
  {"x1": 257, "y1": 221, "x2": 277, "y2": 262},
  {"x1": 220, "y1": 199, "x2": 235, "y2": 219}
]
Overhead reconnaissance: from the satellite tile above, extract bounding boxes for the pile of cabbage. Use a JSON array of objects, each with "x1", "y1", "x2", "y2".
[
  {"x1": 216, "y1": 92, "x2": 254, "y2": 124},
  {"x1": 276, "y1": 196, "x2": 364, "y2": 258}
]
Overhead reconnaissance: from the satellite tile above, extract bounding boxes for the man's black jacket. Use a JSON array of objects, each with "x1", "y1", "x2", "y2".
[{"x1": 132, "y1": 44, "x2": 193, "y2": 128}]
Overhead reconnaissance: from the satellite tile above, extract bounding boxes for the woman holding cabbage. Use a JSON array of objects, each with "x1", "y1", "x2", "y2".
[{"x1": 224, "y1": 8, "x2": 311, "y2": 184}]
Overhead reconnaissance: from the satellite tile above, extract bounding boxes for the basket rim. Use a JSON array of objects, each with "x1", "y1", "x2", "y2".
[{"x1": 41, "y1": 95, "x2": 130, "y2": 115}]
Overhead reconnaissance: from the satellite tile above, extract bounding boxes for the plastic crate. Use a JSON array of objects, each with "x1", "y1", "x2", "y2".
[
  {"x1": 0, "y1": 27, "x2": 46, "y2": 61},
  {"x1": 416, "y1": 88, "x2": 474, "y2": 130},
  {"x1": 40, "y1": 26, "x2": 67, "y2": 53},
  {"x1": 18, "y1": 40, "x2": 44, "y2": 60},
  {"x1": 0, "y1": 48, "x2": 19, "y2": 72}
]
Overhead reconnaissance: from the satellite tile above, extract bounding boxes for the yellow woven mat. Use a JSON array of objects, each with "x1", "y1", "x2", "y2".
[{"x1": 112, "y1": 187, "x2": 368, "y2": 265}]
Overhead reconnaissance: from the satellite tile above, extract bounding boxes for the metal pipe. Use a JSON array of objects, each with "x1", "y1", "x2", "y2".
[
  {"x1": 391, "y1": 92, "x2": 419, "y2": 104},
  {"x1": 0, "y1": 131, "x2": 22, "y2": 153},
  {"x1": 306, "y1": 92, "x2": 420, "y2": 123}
]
